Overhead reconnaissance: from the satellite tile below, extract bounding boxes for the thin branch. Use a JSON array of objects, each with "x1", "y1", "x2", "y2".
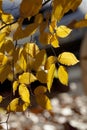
[{"x1": 0, "y1": 20, "x2": 17, "y2": 31}]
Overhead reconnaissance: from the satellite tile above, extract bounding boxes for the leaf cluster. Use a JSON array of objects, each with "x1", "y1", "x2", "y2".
[{"x1": 0, "y1": 0, "x2": 83, "y2": 112}]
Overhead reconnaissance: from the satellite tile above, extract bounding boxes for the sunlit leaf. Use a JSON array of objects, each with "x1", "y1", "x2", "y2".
[
  {"x1": 1, "y1": 13, "x2": 14, "y2": 24},
  {"x1": 0, "y1": 53, "x2": 8, "y2": 65},
  {"x1": 45, "y1": 56, "x2": 57, "y2": 70},
  {"x1": 7, "y1": 98, "x2": 19, "y2": 112},
  {"x1": 24, "y1": 43, "x2": 39, "y2": 58},
  {"x1": 19, "y1": 72, "x2": 37, "y2": 84},
  {"x1": 19, "y1": 84, "x2": 30, "y2": 103},
  {"x1": 36, "y1": 70, "x2": 47, "y2": 83},
  {"x1": 0, "y1": 64, "x2": 11, "y2": 83},
  {"x1": 18, "y1": 49, "x2": 27, "y2": 71},
  {"x1": 36, "y1": 95, "x2": 52, "y2": 110},
  {"x1": 47, "y1": 63, "x2": 55, "y2": 92},
  {"x1": 56, "y1": 25, "x2": 72, "y2": 38},
  {"x1": 0, "y1": 95, "x2": 3, "y2": 103},
  {"x1": 58, "y1": 52, "x2": 79, "y2": 66},
  {"x1": 34, "y1": 86, "x2": 47, "y2": 95},
  {"x1": 50, "y1": 34, "x2": 59, "y2": 48},
  {"x1": 58, "y1": 65, "x2": 68, "y2": 85},
  {"x1": 13, "y1": 81, "x2": 19, "y2": 95},
  {"x1": 0, "y1": 32, "x2": 6, "y2": 48}
]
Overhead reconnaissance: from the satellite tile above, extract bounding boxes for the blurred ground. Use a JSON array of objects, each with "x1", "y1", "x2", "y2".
[{"x1": 0, "y1": 64, "x2": 87, "y2": 130}]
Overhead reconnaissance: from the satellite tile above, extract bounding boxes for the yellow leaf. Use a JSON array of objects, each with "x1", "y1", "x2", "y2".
[
  {"x1": 52, "y1": 0, "x2": 82, "y2": 21},
  {"x1": 1, "y1": 13, "x2": 14, "y2": 24},
  {"x1": 0, "y1": 95, "x2": 3, "y2": 103},
  {"x1": 50, "y1": 34, "x2": 59, "y2": 48},
  {"x1": 20, "y1": 0, "x2": 42, "y2": 18},
  {"x1": 0, "y1": 39, "x2": 14, "y2": 55},
  {"x1": 45, "y1": 56, "x2": 57, "y2": 70},
  {"x1": 0, "y1": 53, "x2": 8, "y2": 65},
  {"x1": 58, "y1": 66, "x2": 68, "y2": 85},
  {"x1": 47, "y1": 64, "x2": 55, "y2": 92},
  {"x1": 7, "y1": 98, "x2": 19, "y2": 112},
  {"x1": 49, "y1": 20, "x2": 57, "y2": 33},
  {"x1": 24, "y1": 43, "x2": 39, "y2": 58},
  {"x1": 56, "y1": 25, "x2": 72, "y2": 38},
  {"x1": 34, "y1": 86, "x2": 47, "y2": 95},
  {"x1": 36, "y1": 95, "x2": 52, "y2": 110},
  {"x1": 18, "y1": 49, "x2": 27, "y2": 71},
  {"x1": 58, "y1": 52, "x2": 79, "y2": 66},
  {"x1": 13, "y1": 81, "x2": 19, "y2": 95},
  {"x1": 0, "y1": 64, "x2": 11, "y2": 83},
  {"x1": 36, "y1": 70, "x2": 47, "y2": 83},
  {"x1": 0, "y1": 32, "x2": 6, "y2": 48},
  {"x1": 19, "y1": 84, "x2": 30, "y2": 103},
  {"x1": 85, "y1": 14, "x2": 87, "y2": 19},
  {"x1": 32, "y1": 49, "x2": 46, "y2": 70},
  {"x1": 19, "y1": 72, "x2": 37, "y2": 84}
]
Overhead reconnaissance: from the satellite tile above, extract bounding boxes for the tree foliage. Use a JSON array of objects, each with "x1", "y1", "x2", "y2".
[{"x1": 0, "y1": 0, "x2": 85, "y2": 112}]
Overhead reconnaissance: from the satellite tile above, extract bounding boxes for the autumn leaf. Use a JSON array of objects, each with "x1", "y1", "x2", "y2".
[
  {"x1": 58, "y1": 65, "x2": 68, "y2": 85},
  {"x1": 7, "y1": 98, "x2": 19, "y2": 112},
  {"x1": 13, "y1": 22, "x2": 38, "y2": 40},
  {"x1": 47, "y1": 64, "x2": 55, "y2": 92},
  {"x1": 24, "y1": 43, "x2": 40, "y2": 58},
  {"x1": 19, "y1": 84, "x2": 30, "y2": 104},
  {"x1": 1, "y1": 13, "x2": 14, "y2": 24},
  {"x1": 20, "y1": 0, "x2": 42, "y2": 18},
  {"x1": 32, "y1": 49, "x2": 46, "y2": 71},
  {"x1": 36, "y1": 95, "x2": 52, "y2": 110},
  {"x1": 34, "y1": 86, "x2": 47, "y2": 95},
  {"x1": 45, "y1": 56, "x2": 57, "y2": 70},
  {"x1": 18, "y1": 72, "x2": 37, "y2": 84},
  {"x1": 0, "y1": 95, "x2": 3, "y2": 103},
  {"x1": 18, "y1": 49, "x2": 27, "y2": 71},
  {"x1": 58, "y1": 52, "x2": 79, "y2": 66},
  {"x1": 13, "y1": 81, "x2": 19, "y2": 95},
  {"x1": 68, "y1": 19, "x2": 87, "y2": 29},
  {"x1": 36, "y1": 70, "x2": 47, "y2": 83},
  {"x1": 56, "y1": 25, "x2": 72, "y2": 38}
]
